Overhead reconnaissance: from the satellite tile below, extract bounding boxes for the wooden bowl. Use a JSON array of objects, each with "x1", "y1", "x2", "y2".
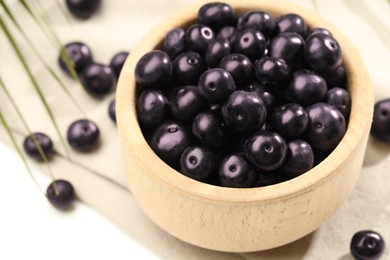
[{"x1": 116, "y1": 0, "x2": 373, "y2": 252}]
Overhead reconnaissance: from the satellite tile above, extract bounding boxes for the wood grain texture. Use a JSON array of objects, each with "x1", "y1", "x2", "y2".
[{"x1": 116, "y1": 0, "x2": 373, "y2": 252}]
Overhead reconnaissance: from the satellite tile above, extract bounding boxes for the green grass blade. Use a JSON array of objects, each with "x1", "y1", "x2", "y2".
[
  {"x1": 0, "y1": 108, "x2": 45, "y2": 195},
  {"x1": 0, "y1": 76, "x2": 59, "y2": 194},
  {"x1": 0, "y1": 15, "x2": 71, "y2": 160},
  {"x1": 0, "y1": 1, "x2": 86, "y2": 117}
]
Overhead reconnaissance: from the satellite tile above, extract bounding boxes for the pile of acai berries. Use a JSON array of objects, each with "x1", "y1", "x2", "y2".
[{"x1": 134, "y1": 2, "x2": 350, "y2": 188}]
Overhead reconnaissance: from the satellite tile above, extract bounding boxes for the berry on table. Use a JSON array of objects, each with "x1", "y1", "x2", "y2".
[
  {"x1": 46, "y1": 180, "x2": 75, "y2": 210},
  {"x1": 350, "y1": 230, "x2": 385, "y2": 260},
  {"x1": 371, "y1": 98, "x2": 390, "y2": 142},
  {"x1": 108, "y1": 98, "x2": 116, "y2": 123},
  {"x1": 80, "y1": 62, "x2": 116, "y2": 96},
  {"x1": 67, "y1": 119, "x2": 100, "y2": 152},
  {"x1": 65, "y1": 0, "x2": 101, "y2": 19},
  {"x1": 58, "y1": 41, "x2": 93, "y2": 76},
  {"x1": 23, "y1": 132, "x2": 54, "y2": 161},
  {"x1": 109, "y1": 51, "x2": 129, "y2": 79}
]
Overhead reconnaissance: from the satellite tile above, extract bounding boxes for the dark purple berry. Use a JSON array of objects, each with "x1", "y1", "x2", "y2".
[
  {"x1": 271, "y1": 103, "x2": 309, "y2": 138},
  {"x1": 173, "y1": 52, "x2": 206, "y2": 84},
  {"x1": 186, "y1": 24, "x2": 215, "y2": 54},
  {"x1": 65, "y1": 0, "x2": 101, "y2": 19},
  {"x1": 135, "y1": 50, "x2": 172, "y2": 85},
  {"x1": 350, "y1": 230, "x2": 385, "y2": 260},
  {"x1": 46, "y1": 180, "x2": 75, "y2": 210},
  {"x1": 109, "y1": 51, "x2": 129, "y2": 79},
  {"x1": 80, "y1": 63, "x2": 116, "y2": 96},
  {"x1": 192, "y1": 111, "x2": 226, "y2": 148},
  {"x1": 170, "y1": 85, "x2": 207, "y2": 121},
  {"x1": 281, "y1": 140, "x2": 314, "y2": 178},
  {"x1": 254, "y1": 171, "x2": 282, "y2": 187},
  {"x1": 58, "y1": 41, "x2": 93, "y2": 76},
  {"x1": 219, "y1": 153, "x2": 256, "y2": 188},
  {"x1": 198, "y1": 68, "x2": 236, "y2": 104},
  {"x1": 163, "y1": 28, "x2": 187, "y2": 59},
  {"x1": 305, "y1": 34, "x2": 342, "y2": 72},
  {"x1": 326, "y1": 87, "x2": 351, "y2": 118},
  {"x1": 371, "y1": 98, "x2": 390, "y2": 142},
  {"x1": 286, "y1": 70, "x2": 328, "y2": 106},
  {"x1": 23, "y1": 132, "x2": 54, "y2": 161},
  {"x1": 150, "y1": 121, "x2": 192, "y2": 165},
  {"x1": 205, "y1": 39, "x2": 231, "y2": 68},
  {"x1": 276, "y1": 13, "x2": 307, "y2": 37},
  {"x1": 219, "y1": 53, "x2": 253, "y2": 84},
  {"x1": 245, "y1": 131, "x2": 287, "y2": 171},
  {"x1": 198, "y1": 2, "x2": 235, "y2": 29},
  {"x1": 237, "y1": 11, "x2": 276, "y2": 36},
  {"x1": 136, "y1": 89, "x2": 169, "y2": 128},
  {"x1": 222, "y1": 91, "x2": 267, "y2": 132},
  {"x1": 180, "y1": 145, "x2": 215, "y2": 181},
  {"x1": 305, "y1": 103, "x2": 346, "y2": 152},
  {"x1": 269, "y1": 32, "x2": 305, "y2": 67},
  {"x1": 67, "y1": 119, "x2": 100, "y2": 152},
  {"x1": 254, "y1": 57, "x2": 290, "y2": 85},
  {"x1": 234, "y1": 29, "x2": 266, "y2": 60},
  {"x1": 108, "y1": 98, "x2": 116, "y2": 123}
]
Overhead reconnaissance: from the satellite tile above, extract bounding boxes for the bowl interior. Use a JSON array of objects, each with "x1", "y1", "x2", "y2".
[{"x1": 117, "y1": 0, "x2": 373, "y2": 204}]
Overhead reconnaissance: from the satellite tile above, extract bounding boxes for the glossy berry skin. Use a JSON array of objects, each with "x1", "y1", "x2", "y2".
[
  {"x1": 46, "y1": 180, "x2": 75, "y2": 210},
  {"x1": 135, "y1": 50, "x2": 172, "y2": 85},
  {"x1": 58, "y1": 41, "x2": 93, "y2": 76},
  {"x1": 271, "y1": 103, "x2": 309, "y2": 138},
  {"x1": 222, "y1": 91, "x2": 267, "y2": 132},
  {"x1": 281, "y1": 140, "x2": 314, "y2": 178},
  {"x1": 180, "y1": 146, "x2": 215, "y2": 181},
  {"x1": 150, "y1": 121, "x2": 192, "y2": 165},
  {"x1": 276, "y1": 14, "x2": 307, "y2": 38},
  {"x1": 23, "y1": 132, "x2": 54, "y2": 161},
  {"x1": 219, "y1": 153, "x2": 256, "y2": 188},
  {"x1": 305, "y1": 103, "x2": 346, "y2": 153},
  {"x1": 186, "y1": 24, "x2": 215, "y2": 54},
  {"x1": 371, "y1": 98, "x2": 390, "y2": 142},
  {"x1": 254, "y1": 57, "x2": 290, "y2": 85},
  {"x1": 192, "y1": 111, "x2": 226, "y2": 148},
  {"x1": 65, "y1": 0, "x2": 101, "y2": 19},
  {"x1": 234, "y1": 29, "x2": 266, "y2": 60},
  {"x1": 326, "y1": 87, "x2": 351, "y2": 118},
  {"x1": 241, "y1": 82, "x2": 276, "y2": 114},
  {"x1": 80, "y1": 63, "x2": 116, "y2": 96},
  {"x1": 205, "y1": 39, "x2": 231, "y2": 68},
  {"x1": 67, "y1": 119, "x2": 100, "y2": 152},
  {"x1": 198, "y1": 68, "x2": 236, "y2": 104},
  {"x1": 245, "y1": 131, "x2": 287, "y2": 171},
  {"x1": 286, "y1": 70, "x2": 328, "y2": 106},
  {"x1": 109, "y1": 51, "x2": 129, "y2": 79},
  {"x1": 198, "y1": 2, "x2": 235, "y2": 29},
  {"x1": 170, "y1": 86, "x2": 207, "y2": 121},
  {"x1": 108, "y1": 98, "x2": 116, "y2": 123},
  {"x1": 350, "y1": 230, "x2": 385, "y2": 260},
  {"x1": 305, "y1": 34, "x2": 342, "y2": 72},
  {"x1": 173, "y1": 52, "x2": 206, "y2": 84},
  {"x1": 219, "y1": 53, "x2": 253, "y2": 84},
  {"x1": 269, "y1": 32, "x2": 305, "y2": 67},
  {"x1": 237, "y1": 11, "x2": 276, "y2": 36},
  {"x1": 163, "y1": 28, "x2": 187, "y2": 59},
  {"x1": 136, "y1": 89, "x2": 169, "y2": 128}
]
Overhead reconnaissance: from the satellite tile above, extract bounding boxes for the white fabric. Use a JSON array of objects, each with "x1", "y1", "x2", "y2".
[{"x1": 0, "y1": 0, "x2": 389, "y2": 259}]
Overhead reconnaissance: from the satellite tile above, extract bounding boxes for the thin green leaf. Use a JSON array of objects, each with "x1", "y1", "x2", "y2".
[
  {"x1": 0, "y1": 1, "x2": 86, "y2": 117},
  {"x1": 0, "y1": 15, "x2": 71, "y2": 160},
  {"x1": 0, "y1": 76, "x2": 59, "y2": 195},
  {"x1": 311, "y1": 0, "x2": 319, "y2": 10},
  {"x1": 0, "y1": 108, "x2": 45, "y2": 195}
]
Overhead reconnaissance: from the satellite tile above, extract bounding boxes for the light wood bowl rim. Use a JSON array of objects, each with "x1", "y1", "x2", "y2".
[{"x1": 116, "y1": 0, "x2": 373, "y2": 205}]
